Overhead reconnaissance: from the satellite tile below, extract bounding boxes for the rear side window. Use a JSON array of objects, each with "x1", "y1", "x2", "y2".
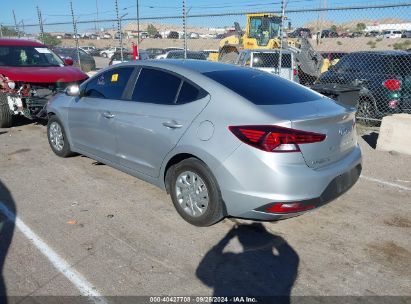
[
  {"x1": 252, "y1": 53, "x2": 292, "y2": 68},
  {"x1": 84, "y1": 67, "x2": 134, "y2": 99},
  {"x1": 177, "y1": 81, "x2": 207, "y2": 104},
  {"x1": 203, "y1": 68, "x2": 321, "y2": 105},
  {"x1": 132, "y1": 68, "x2": 181, "y2": 104}
]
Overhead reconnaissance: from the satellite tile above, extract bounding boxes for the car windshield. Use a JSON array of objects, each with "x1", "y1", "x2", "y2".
[{"x1": 0, "y1": 45, "x2": 64, "y2": 67}]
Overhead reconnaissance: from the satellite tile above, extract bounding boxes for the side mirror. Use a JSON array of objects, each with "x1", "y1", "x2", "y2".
[
  {"x1": 65, "y1": 84, "x2": 80, "y2": 97},
  {"x1": 64, "y1": 57, "x2": 74, "y2": 66}
]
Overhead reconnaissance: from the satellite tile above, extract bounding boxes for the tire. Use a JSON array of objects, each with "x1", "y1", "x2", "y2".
[
  {"x1": 356, "y1": 98, "x2": 379, "y2": 127},
  {"x1": 0, "y1": 93, "x2": 12, "y2": 128},
  {"x1": 220, "y1": 51, "x2": 238, "y2": 64},
  {"x1": 102, "y1": 53, "x2": 108, "y2": 58},
  {"x1": 47, "y1": 115, "x2": 73, "y2": 157},
  {"x1": 168, "y1": 158, "x2": 225, "y2": 227}
]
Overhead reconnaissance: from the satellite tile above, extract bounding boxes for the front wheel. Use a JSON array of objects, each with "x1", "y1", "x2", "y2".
[
  {"x1": 0, "y1": 93, "x2": 12, "y2": 128},
  {"x1": 47, "y1": 116, "x2": 73, "y2": 157},
  {"x1": 102, "y1": 53, "x2": 108, "y2": 58},
  {"x1": 169, "y1": 158, "x2": 225, "y2": 226}
]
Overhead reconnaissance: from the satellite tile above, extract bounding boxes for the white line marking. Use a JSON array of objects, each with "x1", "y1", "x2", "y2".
[
  {"x1": 361, "y1": 175, "x2": 411, "y2": 191},
  {"x1": 0, "y1": 202, "x2": 107, "y2": 304}
]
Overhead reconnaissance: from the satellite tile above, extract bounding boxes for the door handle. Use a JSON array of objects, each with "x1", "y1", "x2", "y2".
[
  {"x1": 102, "y1": 112, "x2": 115, "y2": 119},
  {"x1": 162, "y1": 121, "x2": 183, "y2": 129}
]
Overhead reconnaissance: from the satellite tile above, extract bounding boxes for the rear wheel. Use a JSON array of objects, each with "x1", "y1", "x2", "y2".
[
  {"x1": 102, "y1": 53, "x2": 108, "y2": 58},
  {"x1": 169, "y1": 158, "x2": 225, "y2": 226},
  {"x1": 47, "y1": 116, "x2": 73, "y2": 157},
  {"x1": 0, "y1": 92, "x2": 12, "y2": 128},
  {"x1": 357, "y1": 98, "x2": 379, "y2": 127},
  {"x1": 220, "y1": 51, "x2": 238, "y2": 64}
]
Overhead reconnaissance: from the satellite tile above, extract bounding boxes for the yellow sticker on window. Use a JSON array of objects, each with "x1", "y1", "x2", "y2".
[{"x1": 111, "y1": 73, "x2": 119, "y2": 82}]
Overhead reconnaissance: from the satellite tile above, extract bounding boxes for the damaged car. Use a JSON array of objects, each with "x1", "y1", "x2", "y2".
[{"x1": 0, "y1": 39, "x2": 88, "y2": 128}]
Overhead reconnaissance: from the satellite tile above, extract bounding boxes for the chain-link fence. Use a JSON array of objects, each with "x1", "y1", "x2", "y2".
[{"x1": 1, "y1": 1, "x2": 411, "y2": 124}]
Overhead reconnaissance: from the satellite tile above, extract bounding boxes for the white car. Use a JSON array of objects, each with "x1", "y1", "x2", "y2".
[
  {"x1": 100, "y1": 47, "x2": 122, "y2": 58},
  {"x1": 80, "y1": 46, "x2": 96, "y2": 54},
  {"x1": 383, "y1": 30, "x2": 402, "y2": 39}
]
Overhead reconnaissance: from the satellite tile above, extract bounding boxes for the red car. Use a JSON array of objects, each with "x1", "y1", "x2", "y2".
[{"x1": 0, "y1": 39, "x2": 88, "y2": 128}]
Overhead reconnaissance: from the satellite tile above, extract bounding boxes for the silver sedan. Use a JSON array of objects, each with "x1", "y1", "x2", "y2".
[{"x1": 47, "y1": 60, "x2": 362, "y2": 226}]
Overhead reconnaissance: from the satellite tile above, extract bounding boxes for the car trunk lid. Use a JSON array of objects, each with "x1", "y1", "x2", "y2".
[{"x1": 259, "y1": 98, "x2": 357, "y2": 169}]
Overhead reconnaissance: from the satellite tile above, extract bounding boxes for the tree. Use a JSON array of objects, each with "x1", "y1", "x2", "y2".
[
  {"x1": 40, "y1": 33, "x2": 62, "y2": 47},
  {"x1": 0, "y1": 26, "x2": 20, "y2": 37},
  {"x1": 146, "y1": 24, "x2": 158, "y2": 36},
  {"x1": 330, "y1": 25, "x2": 338, "y2": 32},
  {"x1": 356, "y1": 23, "x2": 366, "y2": 32}
]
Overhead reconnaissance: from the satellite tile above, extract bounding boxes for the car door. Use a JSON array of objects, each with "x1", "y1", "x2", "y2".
[
  {"x1": 68, "y1": 66, "x2": 135, "y2": 163},
  {"x1": 115, "y1": 67, "x2": 210, "y2": 177}
]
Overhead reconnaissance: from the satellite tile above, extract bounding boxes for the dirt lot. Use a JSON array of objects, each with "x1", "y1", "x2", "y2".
[
  {"x1": 0, "y1": 118, "x2": 410, "y2": 302},
  {"x1": 61, "y1": 37, "x2": 411, "y2": 52}
]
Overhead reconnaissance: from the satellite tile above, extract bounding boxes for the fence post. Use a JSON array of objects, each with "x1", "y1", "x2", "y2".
[
  {"x1": 70, "y1": 1, "x2": 81, "y2": 70},
  {"x1": 115, "y1": 0, "x2": 124, "y2": 62},
  {"x1": 183, "y1": 0, "x2": 187, "y2": 59},
  {"x1": 136, "y1": 0, "x2": 140, "y2": 43},
  {"x1": 278, "y1": 0, "x2": 286, "y2": 75}
]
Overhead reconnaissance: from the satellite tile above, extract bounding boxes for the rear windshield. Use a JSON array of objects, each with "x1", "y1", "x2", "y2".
[
  {"x1": 168, "y1": 52, "x2": 206, "y2": 60},
  {"x1": 203, "y1": 68, "x2": 321, "y2": 105},
  {"x1": 392, "y1": 55, "x2": 411, "y2": 75},
  {"x1": 252, "y1": 53, "x2": 292, "y2": 68}
]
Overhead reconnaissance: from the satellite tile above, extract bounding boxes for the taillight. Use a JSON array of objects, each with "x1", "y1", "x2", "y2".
[
  {"x1": 229, "y1": 125, "x2": 326, "y2": 153},
  {"x1": 266, "y1": 202, "x2": 316, "y2": 213},
  {"x1": 384, "y1": 79, "x2": 401, "y2": 91},
  {"x1": 293, "y1": 68, "x2": 298, "y2": 76}
]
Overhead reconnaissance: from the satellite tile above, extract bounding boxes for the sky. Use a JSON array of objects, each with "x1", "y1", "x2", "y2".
[{"x1": 1, "y1": 0, "x2": 410, "y2": 33}]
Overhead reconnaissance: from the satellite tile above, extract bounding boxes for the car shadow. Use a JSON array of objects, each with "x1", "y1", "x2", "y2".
[
  {"x1": 362, "y1": 132, "x2": 379, "y2": 149},
  {"x1": 196, "y1": 223, "x2": 299, "y2": 303},
  {"x1": 0, "y1": 180, "x2": 16, "y2": 304}
]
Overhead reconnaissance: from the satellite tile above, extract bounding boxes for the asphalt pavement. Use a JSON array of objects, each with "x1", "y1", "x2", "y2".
[{"x1": 0, "y1": 122, "x2": 410, "y2": 302}]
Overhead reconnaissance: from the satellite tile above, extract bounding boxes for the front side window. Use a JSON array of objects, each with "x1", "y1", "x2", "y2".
[
  {"x1": 132, "y1": 68, "x2": 181, "y2": 104},
  {"x1": 84, "y1": 67, "x2": 134, "y2": 99}
]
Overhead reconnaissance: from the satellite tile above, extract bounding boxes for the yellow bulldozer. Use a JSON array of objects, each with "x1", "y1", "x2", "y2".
[{"x1": 217, "y1": 13, "x2": 324, "y2": 85}]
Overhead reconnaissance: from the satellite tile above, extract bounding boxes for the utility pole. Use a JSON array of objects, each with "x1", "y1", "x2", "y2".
[
  {"x1": 95, "y1": 0, "x2": 99, "y2": 32},
  {"x1": 13, "y1": 10, "x2": 20, "y2": 38},
  {"x1": 183, "y1": 0, "x2": 187, "y2": 59},
  {"x1": 70, "y1": 1, "x2": 81, "y2": 69},
  {"x1": 37, "y1": 6, "x2": 44, "y2": 43},
  {"x1": 136, "y1": 0, "x2": 140, "y2": 43}
]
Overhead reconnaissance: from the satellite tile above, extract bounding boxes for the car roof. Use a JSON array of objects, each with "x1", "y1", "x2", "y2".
[
  {"x1": 0, "y1": 38, "x2": 45, "y2": 47},
  {"x1": 112, "y1": 59, "x2": 240, "y2": 74}
]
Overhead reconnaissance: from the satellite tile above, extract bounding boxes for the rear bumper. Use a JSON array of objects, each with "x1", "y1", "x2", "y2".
[
  {"x1": 242, "y1": 163, "x2": 361, "y2": 220},
  {"x1": 214, "y1": 143, "x2": 362, "y2": 220}
]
